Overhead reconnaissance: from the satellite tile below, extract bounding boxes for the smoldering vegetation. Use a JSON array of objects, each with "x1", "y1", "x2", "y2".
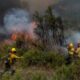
[
  {"x1": 0, "y1": 0, "x2": 79, "y2": 49},
  {"x1": 0, "y1": 0, "x2": 60, "y2": 40}
]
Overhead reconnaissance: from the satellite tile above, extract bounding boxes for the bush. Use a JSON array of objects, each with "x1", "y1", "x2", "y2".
[
  {"x1": 1, "y1": 68, "x2": 51, "y2": 80},
  {"x1": 2, "y1": 59, "x2": 80, "y2": 80},
  {"x1": 53, "y1": 61, "x2": 80, "y2": 80},
  {"x1": 22, "y1": 49, "x2": 66, "y2": 68}
]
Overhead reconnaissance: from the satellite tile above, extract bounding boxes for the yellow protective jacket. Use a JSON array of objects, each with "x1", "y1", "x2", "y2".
[
  {"x1": 68, "y1": 47, "x2": 75, "y2": 55},
  {"x1": 8, "y1": 53, "x2": 21, "y2": 64}
]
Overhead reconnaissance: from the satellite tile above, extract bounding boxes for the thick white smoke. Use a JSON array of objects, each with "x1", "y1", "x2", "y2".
[
  {"x1": 4, "y1": 8, "x2": 30, "y2": 32},
  {"x1": 66, "y1": 31, "x2": 80, "y2": 45},
  {"x1": 4, "y1": 8, "x2": 37, "y2": 37}
]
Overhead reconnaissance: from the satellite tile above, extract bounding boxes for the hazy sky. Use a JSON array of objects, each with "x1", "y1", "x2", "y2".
[
  {"x1": 25, "y1": 0, "x2": 59, "y2": 13},
  {"x1": 0, "y1": 0, "x2": 60, "y2": 13},
  {"x1": 0, "y1": 0, "x2": 60, "y2": 25}
]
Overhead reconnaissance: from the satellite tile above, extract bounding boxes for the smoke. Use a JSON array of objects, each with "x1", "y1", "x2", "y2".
[
  {"x1": 0, "y1": 0, "x2": 60, "y2": 22},
  {"x1": 0, "y1": 0, "x2": 60, "y2": 40},
  {"x1": 4, "y1": 8, "x2": 37, "y2": 38},
  {"x1": 54, "y1": 0, "x2": 80, "y2": 22},
  {"x1": 0, "y1": 0, "x2": 60, "y2": 14},
  {"x1": 0, "y1": 0, "x2": 60, "y2": 27},
  {"x1": 25, "y1": 0, "x2": 59, "y2": 13},
  {"x1": 66, "y1": 31, "x2": 80, "y2": 45},
  {"x1": 0, "y1": 0, "x2": 22, "y2": 25},
  {"x1": 4, "y1": 8, "x2": 30, "y2": 32},
  {"x1": 0, "y1": 0, "x2": 60, "y2": 25}
]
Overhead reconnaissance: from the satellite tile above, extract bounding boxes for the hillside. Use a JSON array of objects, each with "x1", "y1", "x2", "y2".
[{"x1": 0, "y1": 0, "x2": 80, "y2": 80}]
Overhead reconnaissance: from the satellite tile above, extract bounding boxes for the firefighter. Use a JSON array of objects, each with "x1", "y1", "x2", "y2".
[
  {"x1": 66, "y1": 43, "x2": 75, "y2": 64},
  {"x1": 68, "y1": 43, "x2": 75, "y2": 56},
  {"x1": 4, "y1": 48, "x2": 23, "y2": 75},
  {"x1": 76, "y1": 43, "x2": 80, "y2": 58}
]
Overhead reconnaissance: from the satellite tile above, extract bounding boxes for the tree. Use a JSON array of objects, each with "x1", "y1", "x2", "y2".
[{"x1": 34, "y1": 6, "x2": 65, "y2": 51}]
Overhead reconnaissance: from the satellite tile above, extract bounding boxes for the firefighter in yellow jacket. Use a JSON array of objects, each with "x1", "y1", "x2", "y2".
[
  {"x1": 66, "y1": 43, "x2": 75, "y2": 64},
  {"x1": 68, "y1": 43, "x2": 75, "y2": 56},
  {"x1": 4, "y1": 48, "x2": 23, "y2": 75}
]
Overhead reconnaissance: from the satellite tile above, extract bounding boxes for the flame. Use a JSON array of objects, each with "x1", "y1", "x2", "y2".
[
  {"x1": 10, "y1": 21, "x2": 37, "y2": 41},
  {"x1": 11, "y1": 32, "x2": 32, "y2": 41},
  {"x1": 11, "y1": 33, "x2": 17, "y2": 41}
]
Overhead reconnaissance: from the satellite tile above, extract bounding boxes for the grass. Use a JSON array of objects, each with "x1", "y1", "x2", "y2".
[
  {"x1": 1, "y1": 60, "x2": 80, "y2": 80},
  {"x1": 1, "y1": 67, "x2": 54, "y2": 80},
  {"x1": 1, "y1": 48, "x2": 80, "y2": 80}
]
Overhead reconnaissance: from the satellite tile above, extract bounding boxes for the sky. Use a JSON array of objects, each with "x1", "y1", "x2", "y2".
[
  {"x1": 25, "y1": 0, "x2": 59, "y2": 13},
  {"x1": 54, "y1": 0, "x2": 80, "y2": 21},
  {"x1": 0, "y1": 0, "x2": 60, "y2": 14}
]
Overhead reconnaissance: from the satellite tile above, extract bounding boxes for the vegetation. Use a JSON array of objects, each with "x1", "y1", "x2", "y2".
[
  {"x1": 22, "y1": 49, "x2": 66, "y2": 68},
  {"x1": 33, "y1": 6, "x2": 65, "y2": 51},
  {"x1": 1, "y1": 57, "x2": 80, "y2": 80},
  {"x1": 0, "y1": 6, "x2": 79, "y2": 80}
]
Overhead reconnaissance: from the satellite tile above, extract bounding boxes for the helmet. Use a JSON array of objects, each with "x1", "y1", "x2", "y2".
[
  {"x1": 69, "y1": 43, "x2": 74, "y2": 47},
  {"x1": 11, "y1": 48, "x2": 16, "y2": 52}
]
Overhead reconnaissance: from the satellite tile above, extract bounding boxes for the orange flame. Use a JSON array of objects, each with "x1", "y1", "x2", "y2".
[
  {"x1": 11, "y1": 33, "x2": 17, "y2": 41},
  {"x1": 11, "y1": 21, "x2": 37, "y2": 41}
]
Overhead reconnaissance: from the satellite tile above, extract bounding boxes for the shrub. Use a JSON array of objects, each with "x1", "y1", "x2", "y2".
[
  {"x1": 22, "y1": 49, "x2": 66, "y2": 68},
  {"x1": 53, "y1": 61, "x2": 80, "y2": 80},
  {"x1": 31, "y1": 72, "x2": 47, "y2": 80}
]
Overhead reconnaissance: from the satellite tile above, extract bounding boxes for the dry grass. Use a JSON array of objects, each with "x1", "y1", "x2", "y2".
[{"x1": 1, "y1": 66, "x2": 55, "y2": 80}]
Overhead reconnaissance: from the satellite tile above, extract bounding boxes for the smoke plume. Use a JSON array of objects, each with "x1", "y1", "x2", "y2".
[
  {"x1": 25, "y1": 0, "x2": 59, "y2": 13},
  {"x1": 0, "y1": 0, "x2": 60, "y2": 24},
  {"x1": 66, "y1": 31, "x2": 80, "y2": 45},
  {"x1": 0, "y1": 0, "x2": 60, "y2": 40},
  {"x1": 4, "y1": 8, "x2": 30, "y2": 32},
  {"x1": 4, "y1": 8, "x2": 37, "y2": 38}
]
